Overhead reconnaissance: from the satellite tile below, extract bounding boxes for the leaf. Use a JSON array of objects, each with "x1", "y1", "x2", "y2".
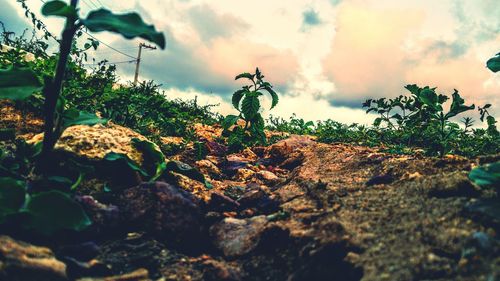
[
  {"x1": 486, "y1": 52, "x2": 500, "y2": 73},
  {"x1": 82, "y1": 9, "x2": 165, "y2": 49},
  {"x1": 104, "y1": 152, "x2": 148, "y2": 176},
  {"x1": 24, "y1": 190, "x2": 91, "y2": 235},
  {"x1": 263, "y1": 85, "x2": 279, "y2": 109},
  {"x1": 235, "y1": 72, "x2": 254, "y2": 81},
  {"x1": 241, "y1": 92, "x2": 260, "y2": 120},
  {"x1": 419, "y1": 88, "x2": 439, "y2": 109},
  {"x1": 131, "y1": 138, "x2": 166, "y2": 181},
  {"x1": 62, "y1": 109, "x2": 107, "y2": 129},
  {"x1": 41, "y1": 1, "x2": 77, "y2": 18},
  {"x1": 373, "y1": 117, "x2": 382, "y2": 127},
  {"x1": 0, "y1": 66, "x2": 43, "y2": 100},
  {"x1": 222, "y1": 115, "x2": 240, "y2": 130},
  {"x1": 445, "y1": 89, "x2": 475, "y2": 119},
  {"x1": 0, "y1": 177, "x2": 26, "y2": 223},
  {"x1": 469, "y1": 161, "x2": 500, "y2": 188},
  {"x1": 232, "y1": 89, "x2": 247, "y2": 111},
  {"x1": 165, "y1": 161, "x2": 206, "y2": 183}
]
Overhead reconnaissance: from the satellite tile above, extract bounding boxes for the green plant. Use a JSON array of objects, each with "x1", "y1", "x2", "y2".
[
  {"x1": 486, "y1": 52, "x2": 500, "y2": 73},
  {"x1": 0, "y1": 0, "x2": 164, "y2": 235},
  {"x1": 222, "y1": 68, "x2": 278, "y2": 148}
]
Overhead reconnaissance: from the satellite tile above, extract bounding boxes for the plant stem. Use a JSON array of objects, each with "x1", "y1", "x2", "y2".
[{"x1": 39, "y1": 0, "x2": 79, "y2": 169}]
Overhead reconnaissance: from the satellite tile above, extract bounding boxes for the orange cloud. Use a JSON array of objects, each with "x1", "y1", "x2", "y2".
[{"x1": 322, "y1": 3, "x2": 424, "y2": 102}]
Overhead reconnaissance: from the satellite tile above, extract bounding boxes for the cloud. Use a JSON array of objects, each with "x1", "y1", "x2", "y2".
[
  {"x1": 302, "y1": 9, "x2": 322, "y2": 28},
  {"x1": 187, "y1": 4, "x2": 249, "y2": 42},
  {"x1": 322, "y1": 3, "x2": 424, "y2": 105},
  {"x1": 0, "y1": 1, "x2": 30, "y2": 34}
]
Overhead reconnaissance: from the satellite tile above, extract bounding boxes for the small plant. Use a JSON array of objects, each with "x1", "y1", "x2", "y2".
[{"x1": 222, "y1": 68, "x2": 278, "y2": 148}]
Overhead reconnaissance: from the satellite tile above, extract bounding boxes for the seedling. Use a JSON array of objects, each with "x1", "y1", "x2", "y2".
[{"x1": 223, "y1": 68, "x2": 278, "y2": 147}]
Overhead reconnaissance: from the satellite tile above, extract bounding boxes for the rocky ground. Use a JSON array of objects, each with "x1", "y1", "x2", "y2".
[{"x1": 1, "y1": 102, "x2": 499, "y2": 281}]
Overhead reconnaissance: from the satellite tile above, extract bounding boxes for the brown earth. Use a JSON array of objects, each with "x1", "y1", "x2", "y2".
[{"x1": 0, "y1": 104, "x2": 498, "y2": 281}]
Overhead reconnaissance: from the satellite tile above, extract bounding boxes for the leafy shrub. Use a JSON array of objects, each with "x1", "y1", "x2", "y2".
[{"x1": 222, "y1": 68, "x2": 278, "y2": 150}]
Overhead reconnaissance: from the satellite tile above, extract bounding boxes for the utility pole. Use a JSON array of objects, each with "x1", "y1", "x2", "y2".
[{"x1": 133, "y1": 43, "x2": 157, "y2": 85}]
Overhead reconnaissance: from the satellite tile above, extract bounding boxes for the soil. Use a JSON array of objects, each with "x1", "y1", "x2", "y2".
[{"x1": 1, "y1": 104, "x2": 499, "y2": 281}]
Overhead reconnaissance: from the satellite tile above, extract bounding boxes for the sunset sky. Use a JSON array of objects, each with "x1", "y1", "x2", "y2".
[{"x1": 1, "y1": 0, "x2": 499, "y2": 124}]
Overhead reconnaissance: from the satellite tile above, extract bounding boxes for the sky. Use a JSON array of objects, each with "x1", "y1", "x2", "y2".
[{"x1": 1, "y1": 0, "x2": 499, "y2": 125}]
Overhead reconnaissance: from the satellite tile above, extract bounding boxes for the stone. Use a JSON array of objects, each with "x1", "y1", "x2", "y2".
[
  {"x1": 210, "y1": 216, "x2": 268, "y2": 258},
  {"x1": 195, "y1": 159, "x2": 222, "y2": 179},
  {"x1": 423, "y1": 171, "x2": 480, "y2": 198},
  {"x1": 0, "y1": 235, "x2": 67, "y2": 281},
  {"x1": 28, "y1": 123, "x2": 161, "y2": 166},
  {"x1": 264, "y1": 135, "x2": 316, "y2": 163},
  {"x1": 256, "y1": 170, "x2": 280, "y2": 185},
  {"x1": 234, "y1": 169, "x2": 255, "y2": 181},
  {"x1": 118, "y1": 182, "x2": 202, "y2": 244},
  {"x1": 203, "y1": 260, "x2": 243, "y2": 281},
  {"x1": 209, "y1": 192, "x2": 241, "y2": 212},
  {"x1": 76, "y1": 268, "x2": 149, "y2": 281}
]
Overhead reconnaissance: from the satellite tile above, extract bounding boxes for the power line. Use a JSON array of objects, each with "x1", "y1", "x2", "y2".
[
  {"x1": 82, "y1": 31, "x2": 137, "y2": 59},
  {"x1": 82, "y1": 59, "x2": 136, "y2": 66}
]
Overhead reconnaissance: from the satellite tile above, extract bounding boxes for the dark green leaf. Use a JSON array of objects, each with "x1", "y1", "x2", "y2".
[
  {"x1": 104, "y1": 152, "x2": 148, "y2": 176},
  {"x1": 232, "y1": 89, "x2": 247, "y2": 110},
  {"x1": 469, "y1": 161, "x2": 500, "y2": 188},
  {"x1": 62, "y1": 109, "x2": 107, "y2": 129},
  {"x1": 0, "y1": 66, "x2": 43, "y2": 100},
  {"x1": 131, "y1": 138, "x2": 166, "y2": 181},
  {"x1": 235, "y1": 73, "x2": 254, "y2": 81},
  {"x1": 373, "y1": 117, "x2": 382, "y2": 127},
  {"x1": 445, "y1": 89, "x2": 475, "y2": 119},
  {"x1": 24, "y1": 190, "x2": 91, "y2": 235},
  {"x1": 241, "y1": 92, "x2": 260, "y2": 120},
  {"x1": 222, "y1": 115, "x2": 240, "y2": 130},
  {"x1": 486, "y1": 53, "x2": 500, "y2": 73},
  {"x1": 41, "y1": 1, "x2": 77, "y2": 18},
  {"x1": 263, "y1": 85, "x2": 279, "y2": 109},
  {"x1": 82, "y1": 9, "x2": 165, "y2": 49},
  {"x1": 0, "y1": 177, "x2": 26, "y2": 222}
]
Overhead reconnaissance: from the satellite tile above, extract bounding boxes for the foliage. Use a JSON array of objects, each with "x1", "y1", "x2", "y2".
[
  {"x1": 0, "y1": 0, "x2": 165, "y2": 235},
  {"x1": 467, "y1": 161, "x2": 500, "y2": 222},
  {"x1": 222, "y1": 68, "x2": 278, "y2": 151},
  {"x1": 486, "y1": 52, "x2": 500, "y2": 73}
]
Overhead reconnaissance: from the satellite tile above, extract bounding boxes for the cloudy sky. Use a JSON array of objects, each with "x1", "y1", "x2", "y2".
[{"x1": 1, "y1": 0, "x2": 499, "y2": 124}]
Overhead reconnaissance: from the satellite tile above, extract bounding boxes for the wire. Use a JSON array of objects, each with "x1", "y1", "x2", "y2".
[
  {"x1": 82, "y1": 31, "x2": 137, "y2": 59},
  {"x1": 82, "y1": 59, "x2": 136, "y2": 65}
]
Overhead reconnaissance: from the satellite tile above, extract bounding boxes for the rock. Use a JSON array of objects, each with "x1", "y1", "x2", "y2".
[
  {"x1": 237, "y1": 186, "x2": 280, "y2": 214},
  {"x1": 195, "y1": 159, "x2": 222, "y2": 179},
  {"x1": 118, "y1": 182, "x2": 202, "y2": 244},
  {"x1": 210, "y1": 216, "x2": 268, "y2": 258},
  {"x1": 76, "y1": 268, "x2": 149, "y2": 281},
  {"x1": 0, "y1": 235, "x2": 67, "y2": 281},
  {"x1": 264, "y1": 135, "x2": 316, "y2": 163},
  {"x1": 28, "y1": 123, "x2": 161, "y2": 166},
  {"x1": 203, "y1": 260, "x2": 243, "y2": 281},
  {"x1": 192, "y1": 123, "x2": 223, "y2": 142},
  {"x1": 257, "y1": 170, "x2": 280, "y2": 185},
  {"x1": 209, "y1": 192, "x2": 240, "y2": 212},
  {"x1": 234, "y1": 169, "x2": 255, "y2": 181},
  {"x1": 204, "y1": 141, "x2": 228, "y2": 157},
  {"x1": 76, "y1": 196, "x2": 120, "y2": 231}
]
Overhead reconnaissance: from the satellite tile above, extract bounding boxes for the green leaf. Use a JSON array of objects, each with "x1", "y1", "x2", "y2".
[
  {"x1": 222, "y1": 114, "x2": 240, "y2": 130},
  {"x1": 373, "y1": 117, "x2": 382, "y2": 127},
  {"x1": 82, "y1": 9, "x2": 165, "y2": 49},
  {"x1": 419, "y1": 88, "x2": 438, "y2": 108},
  {"x1": 131, "y1": 138, "x2": 166, "y2": 181},
  {"x1": 445, "y1": 89, "x2": 474, "y2": 119},
  {"x1": 24, "y1": 190, "x2": 91, "y2": 235},
  {"x1": 165, "y1": 161, "x2": 206, "y2": 183},
  {"x1": 62, "y1": 109, "x2": 107, "y2": 129},
  {"x1": 0, "y1": 66, "x2": 43, "y2": 100},
  {"x1": 486, "y1": 52, "x2": 500, "y2": 73},
  {"x1": 232, "y1": 89, "x2": 247, "y2": 111},
  {"x1": 263, "y1": 85, "x2": 279, "y2": 109},
  {"x1": 469, "y1": 161, "x2": 500, "y2": 188},
  {"x1": 104, "y1": 152, "x2": 148, "y2": 176},
  {"x1": 235, "y1": 73, "x2": 254, "y2": 80},
  {"x1": 41, "y1": 1, "x2": 77, "y2": 18},
  {"x1": 0, "y1": 177, "x2": 26, "y2": 223},
  {"x1": 241, "y1": 92, "x2": 260, "y2": 120}
]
